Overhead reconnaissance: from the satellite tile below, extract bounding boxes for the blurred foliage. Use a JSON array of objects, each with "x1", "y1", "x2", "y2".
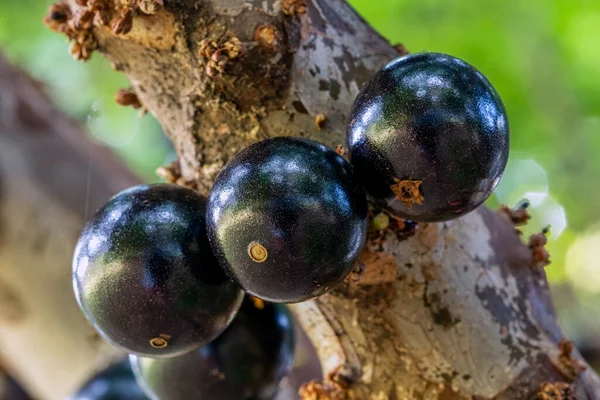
[
  {"x1": 1, "y1": 0, "x2": 600, "y2": 342},
  {"x1": 0, "y1": 0, "x2": 174, "y2": 182}
]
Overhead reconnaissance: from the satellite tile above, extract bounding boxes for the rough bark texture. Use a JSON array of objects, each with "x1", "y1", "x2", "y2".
[{"x1": 38, "y1": 0, "x2": 600, "y2": 399}]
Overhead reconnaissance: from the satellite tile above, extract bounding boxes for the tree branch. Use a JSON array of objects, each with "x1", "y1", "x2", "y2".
[
  {"x1": 0, "y1": 53, "x2": 136, "y2": 399},
  {"x1": 44, "y1": 0, "x2": 600, "y2": 398}
]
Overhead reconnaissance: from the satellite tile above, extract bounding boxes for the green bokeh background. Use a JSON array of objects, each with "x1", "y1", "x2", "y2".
[{"x1": 1, "y1": 0, "x2": 600, "y2": 363}]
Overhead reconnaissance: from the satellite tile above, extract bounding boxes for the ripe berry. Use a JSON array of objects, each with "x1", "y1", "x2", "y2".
[
  {"x1": 206, "y1": 137, "x2": 368, "y2": 303},
  {"x1": 73, "y1": 184, "x2": 244, "y2": 358},
  {"x1": 70, "y1": 361, "x2": 148, "y2": 400},
  {"x1": 347, "y1": 52, "x2": 509, "y2": 222},
  {"x1": 130, "y1": 298, "x2": 295, "y2": 400}
]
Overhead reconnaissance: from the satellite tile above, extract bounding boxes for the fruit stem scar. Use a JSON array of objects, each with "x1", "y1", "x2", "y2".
[
  {"x1": 390, "y1": 178, "x2": 424, "y2": 208},
  {"x1": 248, "y1": 242, "x2": 268, "y2": 263}
]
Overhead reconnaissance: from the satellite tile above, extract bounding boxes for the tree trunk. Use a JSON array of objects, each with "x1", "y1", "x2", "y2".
[{"x1": 37, "y1": 0, "x2": 600, "y2": 398}]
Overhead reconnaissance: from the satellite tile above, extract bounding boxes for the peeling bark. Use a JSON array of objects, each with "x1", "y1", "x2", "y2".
[{"x1": 40, "y1": 0, "x2": 600, "y2": 398}]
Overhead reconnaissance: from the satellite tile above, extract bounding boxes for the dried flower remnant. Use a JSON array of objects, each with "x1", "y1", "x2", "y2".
[
  {"x1": 43, "y1": 1, "x2": 98, "y2": 61},
  {"x1": 112, "y1": 7, "x2": 133, "y2": 35},
  {"x1": 43, "y1": 1, "x2": 72, "y2": 34},
  {"x1": 70, "y1": 33, "x2": 97, "y2": 61},
  {"x1": 335, "y1": 145, "x2": 346, "y2": 156},
  {"x1": 299, "y1": 380, "x2": 346, "y2": 400},
  {"x1": 206, "y1": 52, "x2": 229, "y2": 78},
  {"x1": 223, "y1": 37, "x2": 246, "y2": 60},
  {"x1": 156, "y1": 162, "x2": 181, "y2": 184},
  {"x1": 88, "y1": 0, "x2": 111, "y2": 26},
  {"x1": 156, "y1": 163, "x2": 197, "y2": 189},
  {"x1": 558, "y1": 339, "x2": 586, "y2": 381},
  {"x1": 536, "y1": 381, "x2": 575, "y2": 400},
  {"x1": 499, "y1": 200, "x2": 531, "y2": 227},
  {"x1": 137, "y1": 0, "x2": 163, "y2": 15},
  {"x1": 198, "y1": 37, "x2": 247, "y2": 77},
  {"x1": 315, "y1": 113, "x2": 327, "y2": 130},
  {"x1": 528, "y1": 226, "x2": 551, "y2": 268},
  {"x1": 71, "y1": 8, "x2": 95, "y2": 30},
  {"x1": 254, "y1": 24, "x2": 283, "y2": 53},
  {"x1": 390, "y1": 178, "x2": 424, "y2": 208},
  {"x1": 282, "y1": 0, "x2": 307, "y2": 16},
  {"x1": 115, "y1": 89, "x2": 142, "y2": 109},
  {"x1": 198, "y1": 39, "x2": 218, "y2": 58},
  {"x1": 88, "y1": 0, "x2": 109, "y2": 10}
]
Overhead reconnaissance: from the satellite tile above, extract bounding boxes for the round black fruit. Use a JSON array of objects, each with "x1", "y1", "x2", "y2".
[
  {"x1": 131, "y1": 298, "x2": 295, "y2": 400},
  {"x1": 206, "y1": 137, "x2": 368, "y2": 303},
  {"x1": 347, "y1": 52, "x2": 509, "y2": 222},
  {"x1": 73, "y1": 184, "x2": 244, "y2": 358},
  {"x1": 70, "y1": 361, "x2": 148, "y2": 400}
]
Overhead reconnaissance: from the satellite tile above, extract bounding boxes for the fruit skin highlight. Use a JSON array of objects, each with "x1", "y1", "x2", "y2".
[
  {"x1": 207, "y1": 137, "x2": 368, "y2": 303},
  {"x1": 73, "y1": 184, "x2": 244, "y2": 358},
  {"x1": 69, "y1": 361, "x2": 148, "y2": 400},
  {"x1": 348, "y1": 52, "x2": 509, "y2": 222},
  {"x1": 131, "y1": 298, "x2": 295, "y2": 400}
]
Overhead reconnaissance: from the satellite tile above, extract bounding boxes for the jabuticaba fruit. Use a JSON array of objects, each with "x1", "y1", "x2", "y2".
[
  {"x1": 206, "y1": 137, "x2": 368, "y2": 303},
  {"x1": 69, "y1": 360, "x2": 148, "y2": 400},
  {"x1": 131, "y1": 298, "x2": 295, "y2": 400},
  {"x1": 347, "y1": 52, "x2": 509, "y2": 222},
  {"x1": 73, "y1": 184, "x2": 244, "y2": 358}
]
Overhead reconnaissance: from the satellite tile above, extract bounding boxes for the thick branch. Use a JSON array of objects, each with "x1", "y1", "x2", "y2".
[{"x1": 49, "y1": 0, "x2": 600, "y2": 398}]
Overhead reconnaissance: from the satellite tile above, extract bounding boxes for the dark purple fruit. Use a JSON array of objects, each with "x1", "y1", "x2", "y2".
[
  {"x1": 206, "y1": 137, "x2": 368, "y2": 303},
  {"x1": 0, "y1": 375, "x2": 31, "y2": 400},
  {"x1": 73, "y1": 184, "x2": 244, "y2": 358},
  {"x1": 347, "y1": 52, "x2": 509, "y2": 222},
  {"x1": 130, "y1": 298, "x2": 295, "y2": 400},
  {"x1": 69, "y1": 361, "x2": 148, "y2": 400}
]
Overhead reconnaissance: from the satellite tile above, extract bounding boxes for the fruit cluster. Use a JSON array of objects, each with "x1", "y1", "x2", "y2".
[{"x1": 72, "y1": 52, "x2": 509, "y2": 399}]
